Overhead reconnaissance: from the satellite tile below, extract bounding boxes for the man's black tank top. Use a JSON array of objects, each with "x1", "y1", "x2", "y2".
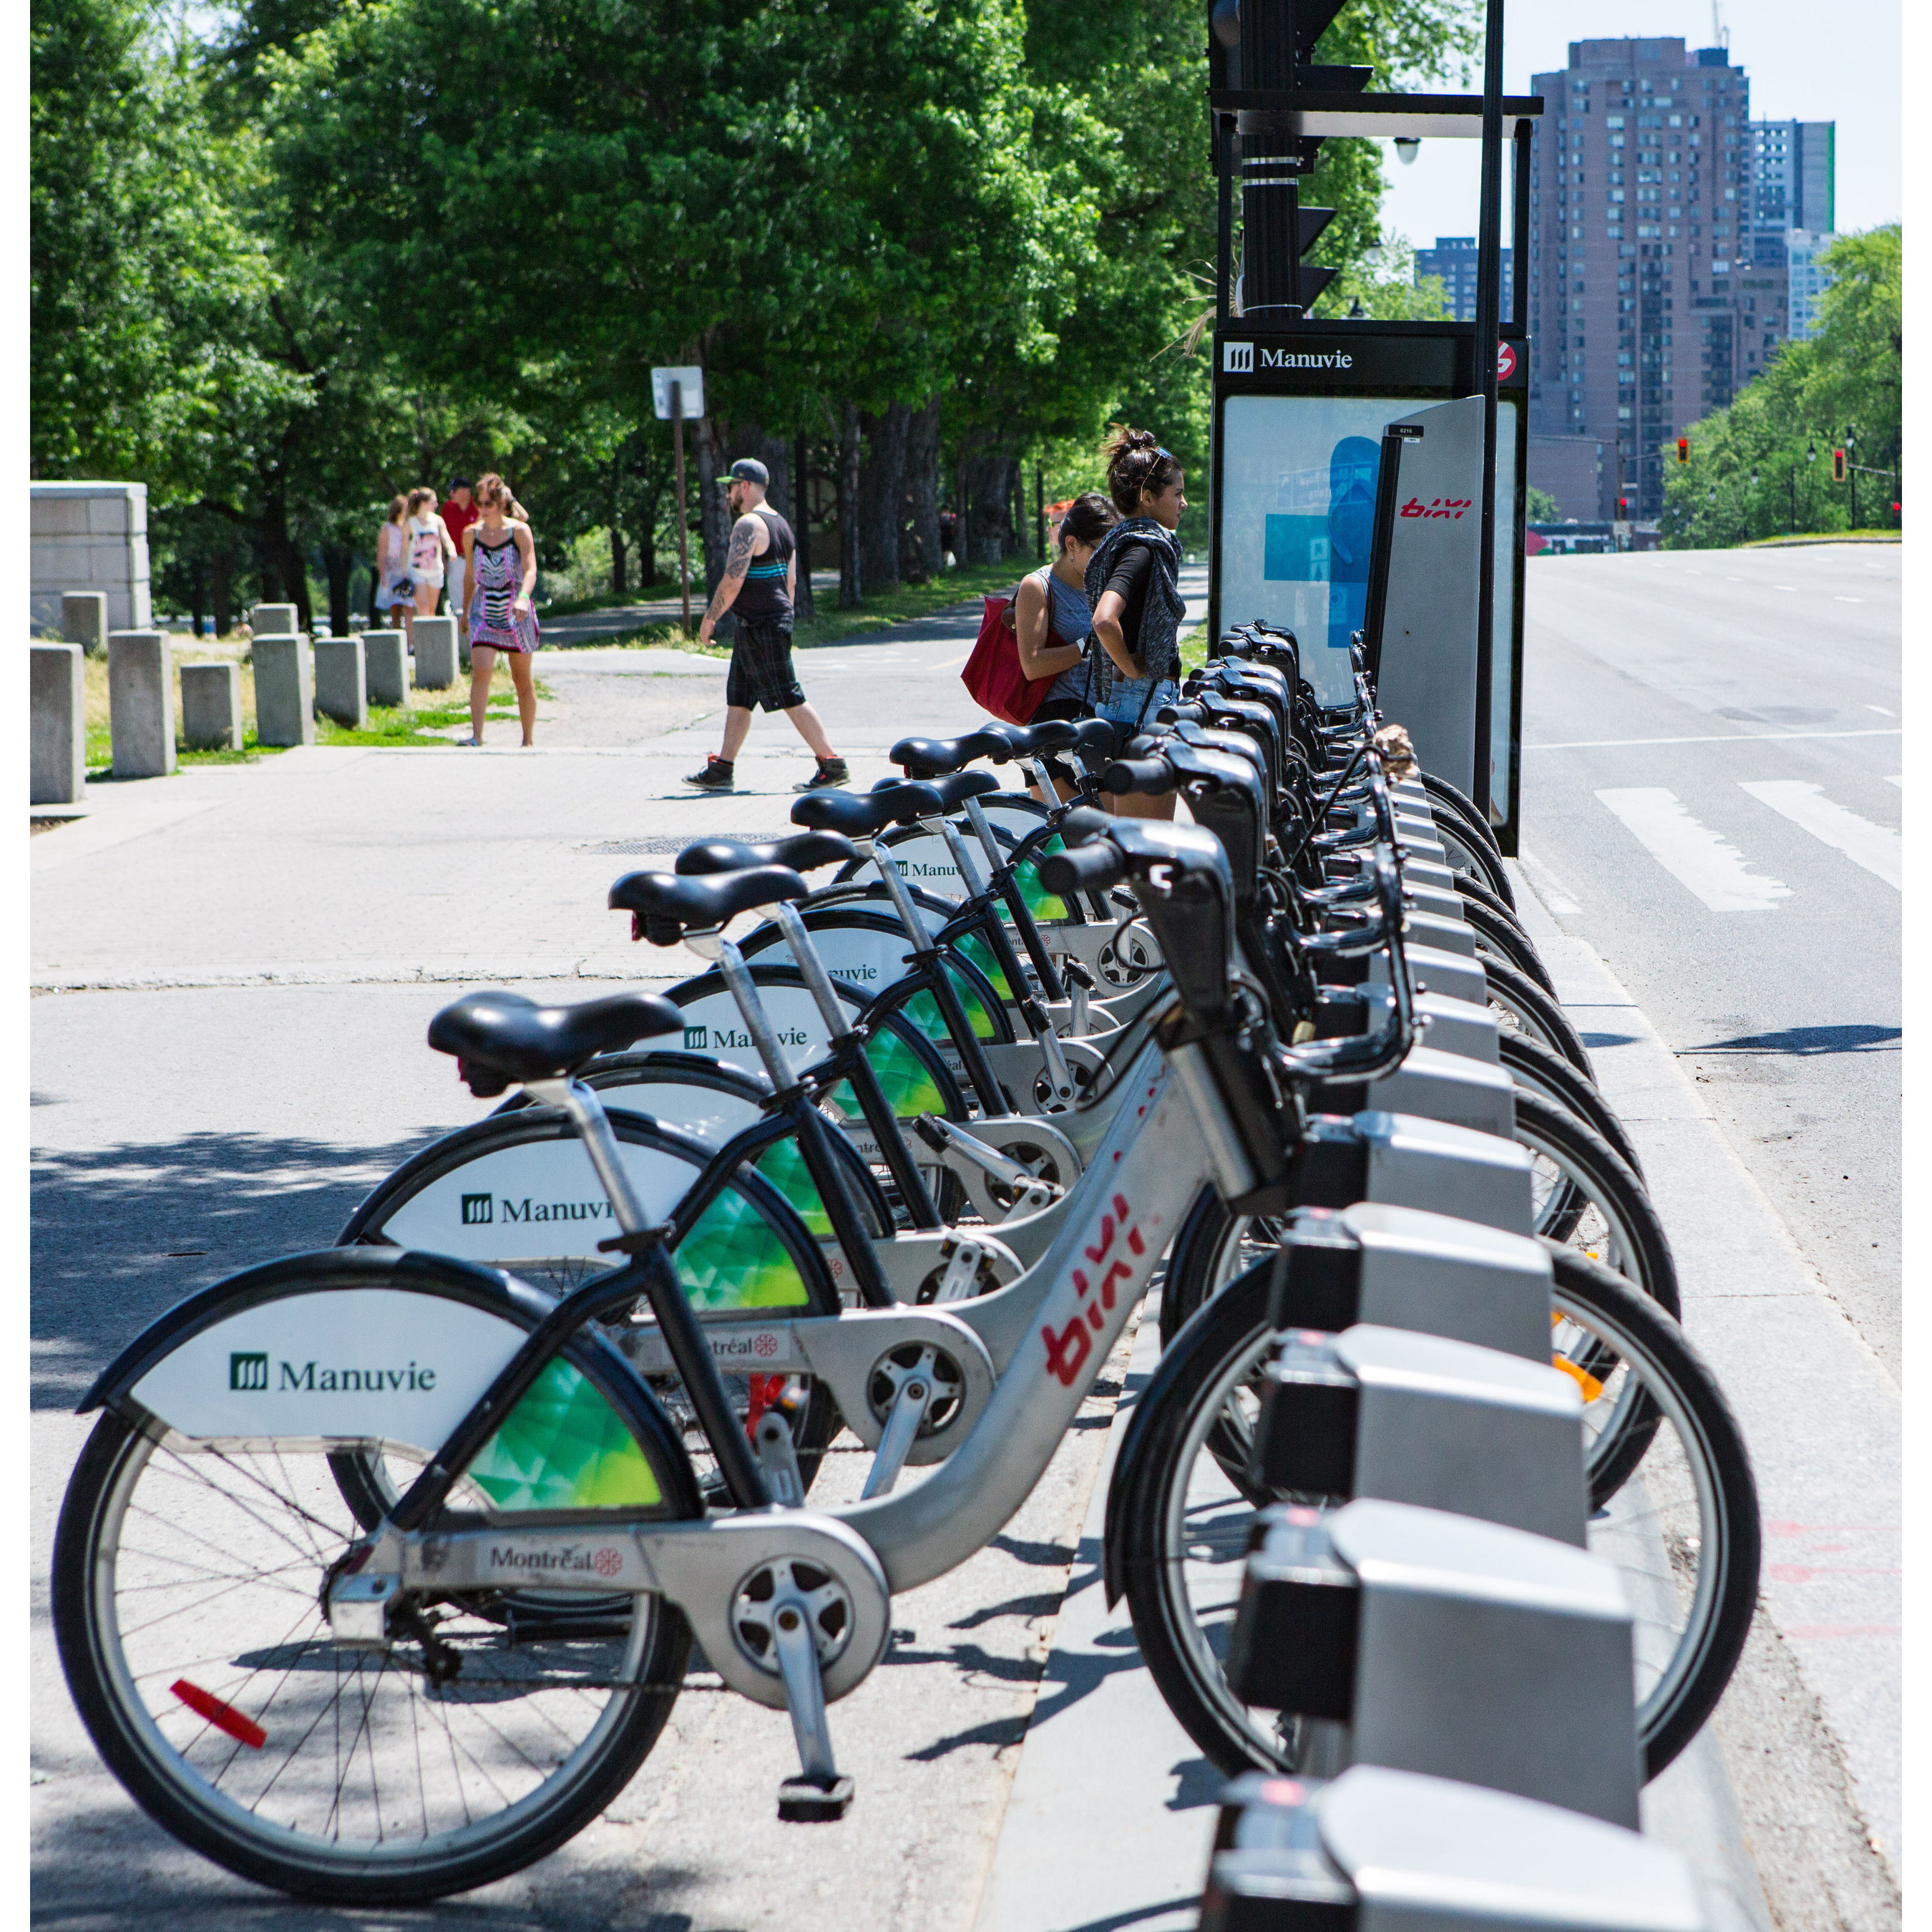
[{"x1": 734, "y1": 507, "x2": 794, "y2": 625}]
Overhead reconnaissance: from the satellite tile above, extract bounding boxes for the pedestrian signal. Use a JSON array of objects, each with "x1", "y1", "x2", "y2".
[
  {"x1": 1677, "y1": 439, "x2": 1689, "y2": 464},
  {"x1": 1832, "y1": 448, "x2": 1848, "y2": 483}
]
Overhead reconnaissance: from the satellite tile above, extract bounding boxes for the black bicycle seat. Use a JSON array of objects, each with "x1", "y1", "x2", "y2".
[
  {"x1": 894, "y1": 768, "x2": 1000, "y2": 811},
  {"x1": 985, "y1": 718, "x2": 1080, "y2": 756},
  {"x1": 792, "y1": 781, "x2": 943, "y2": 839},
  {"x1": 675, "y1": 830, "x2": 857, "y2": 877},
  {"x1": 429, "y1": 990, "x2": 686, "y2": 1097},
  {"x1": 608, "y1": 864, "x2": 809, "y2": 942},
  {"x1": 891, "y1": 730, "x2": 1008, "y2": 777}
]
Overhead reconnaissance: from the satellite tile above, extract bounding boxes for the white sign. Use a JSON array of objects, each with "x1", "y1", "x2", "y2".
[{"x1": 651, "y1": 366, "x2": 705, "y2": 419}]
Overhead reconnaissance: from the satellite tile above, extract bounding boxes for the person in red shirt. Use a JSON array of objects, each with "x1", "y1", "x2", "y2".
[{"x1": 439, "y1": 477, "x2": 477, "y2": 619}]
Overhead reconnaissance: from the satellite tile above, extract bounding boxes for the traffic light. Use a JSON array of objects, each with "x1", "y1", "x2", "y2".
[
  {"x1": 1832, "y1": 448, "x2": 1848, "y2": 483},
  {"x1": 1617, "y1": 497, "x2": 1629, "y2": 516},
  {"x1": 1677, "y1": 439, "x2": 1689, "y2": 464}
]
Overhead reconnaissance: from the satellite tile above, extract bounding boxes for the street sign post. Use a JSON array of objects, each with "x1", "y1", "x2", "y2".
[{"x1": 653, "y1": 367, "x2": 705, "y2": 633}]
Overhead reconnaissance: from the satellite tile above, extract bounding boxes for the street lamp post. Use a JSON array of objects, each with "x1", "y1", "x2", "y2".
[
  {"x1": 1807, "y1": 441, "x2": 1818, "y2": 530},
  {"x1": 1845, "y1": 426, "x2": 1858, "y2": 530}
]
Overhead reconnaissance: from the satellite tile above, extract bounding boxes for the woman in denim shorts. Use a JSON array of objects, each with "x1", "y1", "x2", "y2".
[{"x1": 1084, "y1": 429, "x2": 1189, "y2": 819}]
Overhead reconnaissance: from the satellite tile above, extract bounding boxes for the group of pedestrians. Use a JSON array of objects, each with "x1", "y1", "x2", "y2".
[{"x1": 374, "y1": 472, "x2": 540, "y2": 748}]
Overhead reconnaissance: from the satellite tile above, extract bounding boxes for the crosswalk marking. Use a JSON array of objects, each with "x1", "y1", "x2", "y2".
[
  {"x1": 1737, "y1": 781, "x2": 1902, "y2": 889},
  {"x1": 1596, "y1": 788, "x2": 1792, "y2": 912},
  {"x1": 1886, "y1": 775, "x2": 1902, "y2": 789}
]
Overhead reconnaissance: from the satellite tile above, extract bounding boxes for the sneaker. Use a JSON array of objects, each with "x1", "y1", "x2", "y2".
[
  {"x1": 684, "y1": 756, "x2": 736, "y2": 791},
  {"x1": 795, "y1": 757, "x2": 850, "y2": 791}
]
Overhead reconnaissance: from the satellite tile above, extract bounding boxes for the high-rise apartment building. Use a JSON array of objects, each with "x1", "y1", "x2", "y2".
[
  {"x1": 1750, "y1": 119, "x2": 1835, "y2": 264},
  {"x1": 1785, "y1": 228, "x2": 1839, "y2": 340},
  {"x1": 1526, "y1": 39, "x2": 1788, "y2": 519},
  {"x1": 1414, "y1": 237, "x2": 1513, "y2": 322}
]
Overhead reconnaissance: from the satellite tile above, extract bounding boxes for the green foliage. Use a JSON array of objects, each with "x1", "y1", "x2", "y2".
[
  {"x1": 1659, "y1": 226, "x2": 1902, "y2": 549},
  {"x1": 31, "y1": 0, "x2": 291, "y2": 488},
  {"x1": 1524, "y1": 484, "x2": 1561, "y2": 522}
]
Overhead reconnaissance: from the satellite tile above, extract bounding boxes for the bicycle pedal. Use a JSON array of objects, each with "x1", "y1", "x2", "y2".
[{"x1": 778, "y1": 1772, "x2": 854, "y2": 1822}]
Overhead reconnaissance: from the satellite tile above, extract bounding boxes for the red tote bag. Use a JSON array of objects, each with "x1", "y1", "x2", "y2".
[{"x1": 961, "y1": 590, "x2": 1055, "y2": 726}]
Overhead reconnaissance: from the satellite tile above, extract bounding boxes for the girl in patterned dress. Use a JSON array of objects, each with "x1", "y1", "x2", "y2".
[{"x1": 463, "y1": 473, "x2": 540, "y2": 746}]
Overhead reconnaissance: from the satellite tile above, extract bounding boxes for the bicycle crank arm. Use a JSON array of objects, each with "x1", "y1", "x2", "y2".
[{"x1": 376, "y1": 1510, "x2": 893, "y2": 1709}]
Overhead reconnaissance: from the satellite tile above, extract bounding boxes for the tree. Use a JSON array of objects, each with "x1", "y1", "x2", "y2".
[
  {"x1": 31, "y1": 0, "x2": 287, "y2": 489},
  {"x1": 1659, "y1": 225, "x2": 1901, "y2": 547}
]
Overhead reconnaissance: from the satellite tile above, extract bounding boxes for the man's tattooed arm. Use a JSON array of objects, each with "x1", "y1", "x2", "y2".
[{"x1": 703, "y1": 517, "x2": 759, "y2": 623}]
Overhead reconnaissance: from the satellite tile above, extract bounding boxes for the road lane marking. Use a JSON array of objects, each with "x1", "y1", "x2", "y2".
[
  {"x1": 1886, "y1": 775, "x2": 1902, "y2": 789},
  {"x1": 1865, "y1": 705, "x2": 1895, "y2": 716},
  {"x1": 1835, "y1": 596, "x2": 1865, "y2": 603},
  {"x1": 1737, "y1": 780, "x2": 1901, "y2": 889},
  {"x1": 1595, "y1": 788, "x2": 1792, "y2": 912},
  {"x1": 1527, "y1": 728, "x2": 1901, "y2": 751},
  {"x1": 1775, "y1": 585, "x2": 1797, "y2": 590}
]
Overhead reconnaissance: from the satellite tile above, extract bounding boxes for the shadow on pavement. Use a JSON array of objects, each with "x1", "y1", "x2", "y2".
[
  {"x1": 1688, "y1": 1023, "x2": 1901, "y2": 1057},
  {"x1": 32, "y1": 1129, "x2": 440, "y2": 1407}
]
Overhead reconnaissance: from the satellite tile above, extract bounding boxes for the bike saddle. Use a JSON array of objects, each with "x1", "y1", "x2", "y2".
[
  {"x1": 675, "y1": 830, "x2": 857, "y2": 877},
  {"x1": 608, "y1": 864, "x2": 810, "y2": 945},
  {"x1": 429, "y1": 990, "x2": 686, "y2": 1098},
  {"x1": 907, "y1": 768, "x2": 1001, "y2": 811},
  {"x1": 977, "y1": 718, "x2": 1080, "y2": 757},
  {"x1": 791, "y1": 781, "x2": 943, "y2": 839},
  {"x1": 889, "y1": 729, "x2": 1009, "y2": 777}
]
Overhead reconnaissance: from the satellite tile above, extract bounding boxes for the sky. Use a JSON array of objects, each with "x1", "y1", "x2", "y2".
[{"x1": 1375, "y1": 0, "x2": 1902, "y2": 256}]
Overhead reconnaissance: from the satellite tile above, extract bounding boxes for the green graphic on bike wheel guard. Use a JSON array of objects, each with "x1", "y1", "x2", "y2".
[
  {"x1": 954, "y1": 930, "x2": 1012, "y2": 1006},
  {"x1": 465, "y1": 1357, "x2": 664, "y2": 1510},
  {"x1": 904, "y1": 965, "x2": 1000, "y2": 1045},
  {"x1": 675, "y1": 1183, "x2": 814, "y2": 1310},
  {"x1": 755, "y1": 1136, "x2": 834, "y2": 1239},
  {"x1": 826, "y1": 1028, "x2": 945, "y2": 1124}
]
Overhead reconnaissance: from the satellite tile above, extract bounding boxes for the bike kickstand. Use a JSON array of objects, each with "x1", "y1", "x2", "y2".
[{"x1": 771, "y1": 1583, "x2": 854, "y2": 1822}]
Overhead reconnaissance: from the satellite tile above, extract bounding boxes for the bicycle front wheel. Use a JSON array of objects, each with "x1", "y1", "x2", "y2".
[
  {"x1": 1116, "y1": 1251, "x2": 1757, "y2": 1785},
  {"x1": 54, "y1": 1279, "x2": 703, "y2": 1901}
]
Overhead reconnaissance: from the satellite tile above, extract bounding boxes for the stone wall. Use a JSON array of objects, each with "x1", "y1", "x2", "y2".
[{"x1": 31, "y1": 482, "x2": 152, "y2": 635}]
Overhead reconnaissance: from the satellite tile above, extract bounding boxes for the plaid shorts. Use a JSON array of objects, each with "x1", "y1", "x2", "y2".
[{"x1": 726, "y1": 618, "x2": 806, "y2": 713}]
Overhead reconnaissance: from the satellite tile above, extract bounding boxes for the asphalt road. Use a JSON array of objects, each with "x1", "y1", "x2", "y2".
[{"x1": 1513, "y1": 543, "x2": 1901, "y2": 1376}]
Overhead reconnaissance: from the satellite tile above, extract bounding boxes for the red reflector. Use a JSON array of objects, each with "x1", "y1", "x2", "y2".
[{"x1": 171, "y1": 1678, "x2": 266, "y2": 1750}]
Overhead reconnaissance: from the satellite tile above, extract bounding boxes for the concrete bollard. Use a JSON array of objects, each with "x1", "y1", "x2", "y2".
[
  {"x1": 180, "y1": 662, "x2": 243, "y2": 751},
  {"x1": 364, "y1": 628, "x2": 410, "y2": 707},
  {"x1": 412, "y1": 615, "x2": 459, "y2": 689},
  {"x1": 107, "y1": 630, "x2": 176, "y2": 779},
  {"x1": 313, "y1": 635, "x2": 367, "y2": 728},
  {"x1": 253, "y1": 636, "x2": 315, "y2": 746},
  {"x1": 62, "y1": 592, "x2": 109, "y2": 656},
  {"x1": 31, "y1": 643, "x2": 87, "y2": 804},
  {"x1": 251, "y1": 602, "x2": 299, "y2": 638}
]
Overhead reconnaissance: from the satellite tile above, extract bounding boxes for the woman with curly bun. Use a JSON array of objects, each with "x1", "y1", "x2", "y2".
[{"x1": 1085, "y1": 428, "x2": 1189, "y2": 819}]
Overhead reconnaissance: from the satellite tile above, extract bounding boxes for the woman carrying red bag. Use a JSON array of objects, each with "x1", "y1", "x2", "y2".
[{"x1": 1012, "y1": 492, "x2": 1119, "y2": 794}]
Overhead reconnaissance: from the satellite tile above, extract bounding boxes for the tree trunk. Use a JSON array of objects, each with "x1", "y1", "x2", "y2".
[
  {"x1": 188, "y1": 560, "x2": 207, "y2": 638},
  {"x1": 961, "y1": 447, "x2": 1012, "y2": 565},
  {"x1": 838, "y1": 406, "x2": 864, "y2": 609},
  {"x1": 1005, "y1": 457, "x2": 1023, "y2": 557},
  {"x1": 258, "y1": 492, "x2": 311, "y2": 631},
  {"x1": 902, "y1": 397, "x2": 941, "y2": 584},
  {"x1": 857, "y1": 401, "x2": 911, "y2": 595},
  {"x1": 793, "y1": 430, "x2": 816, "y2": 625},
  {"x1": 696, "y1": 414, "x2": 730, "y2": 602},
  {"x1": 610, "y1": 526, "x2": 627, "y2": 599},
  {"x1": 322, "y1": 542, "x2": 353, "y2": 636},
  {"x1": 212, "y1": 549, "x2": 234, "y2": 637},
  {"x1": 635, "y1": 502, "x2": 658, "y2": 589}
]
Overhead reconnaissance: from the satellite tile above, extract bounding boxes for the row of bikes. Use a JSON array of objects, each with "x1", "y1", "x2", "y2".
[{"x1": 52, "y1": 625, "x2": 1755, "y2": 1921}]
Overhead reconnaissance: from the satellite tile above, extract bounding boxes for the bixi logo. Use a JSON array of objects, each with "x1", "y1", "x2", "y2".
[
  {"x1": 230, "y1": 1352, "x2": 269, "y2": 1391},
  {"x1": 461, "y1": 1193, "x2": 494, "y2": 1226},
  {"x1": 1222, "y1": 341, "x2": 1254, "y2": 374}
]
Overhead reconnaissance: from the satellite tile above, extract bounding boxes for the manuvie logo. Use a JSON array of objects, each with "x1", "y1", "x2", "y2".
[
  {"x1": 230, "y1": 1352, "x2": 269, "y2": 1391},
  {"x1": 1222, "y1": 341, "x2": 1254, "y2": 374},
  {"x1": 461, "y1": 1194, "x2": 493, "y2": 1225},
  {"x1": 683, "y1": 1025, "x2": 708, "y2": 1050}
]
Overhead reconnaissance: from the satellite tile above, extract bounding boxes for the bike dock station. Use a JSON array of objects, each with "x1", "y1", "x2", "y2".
[{"x1": 37, "y1": 6, "x2": 1791, "y2": 1929}]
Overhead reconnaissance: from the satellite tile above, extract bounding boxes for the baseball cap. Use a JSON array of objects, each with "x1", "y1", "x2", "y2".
[{"x1": 723, "y1": 458, "x2": 770, "y2": 488}]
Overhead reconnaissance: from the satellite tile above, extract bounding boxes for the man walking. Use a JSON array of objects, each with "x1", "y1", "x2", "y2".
[
  {"x1": 685, "y1": 458, "x2": 848, "y2": 791},
  {"x1": 439, "y1": 476, "x2": 477, "y2": 620}
]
